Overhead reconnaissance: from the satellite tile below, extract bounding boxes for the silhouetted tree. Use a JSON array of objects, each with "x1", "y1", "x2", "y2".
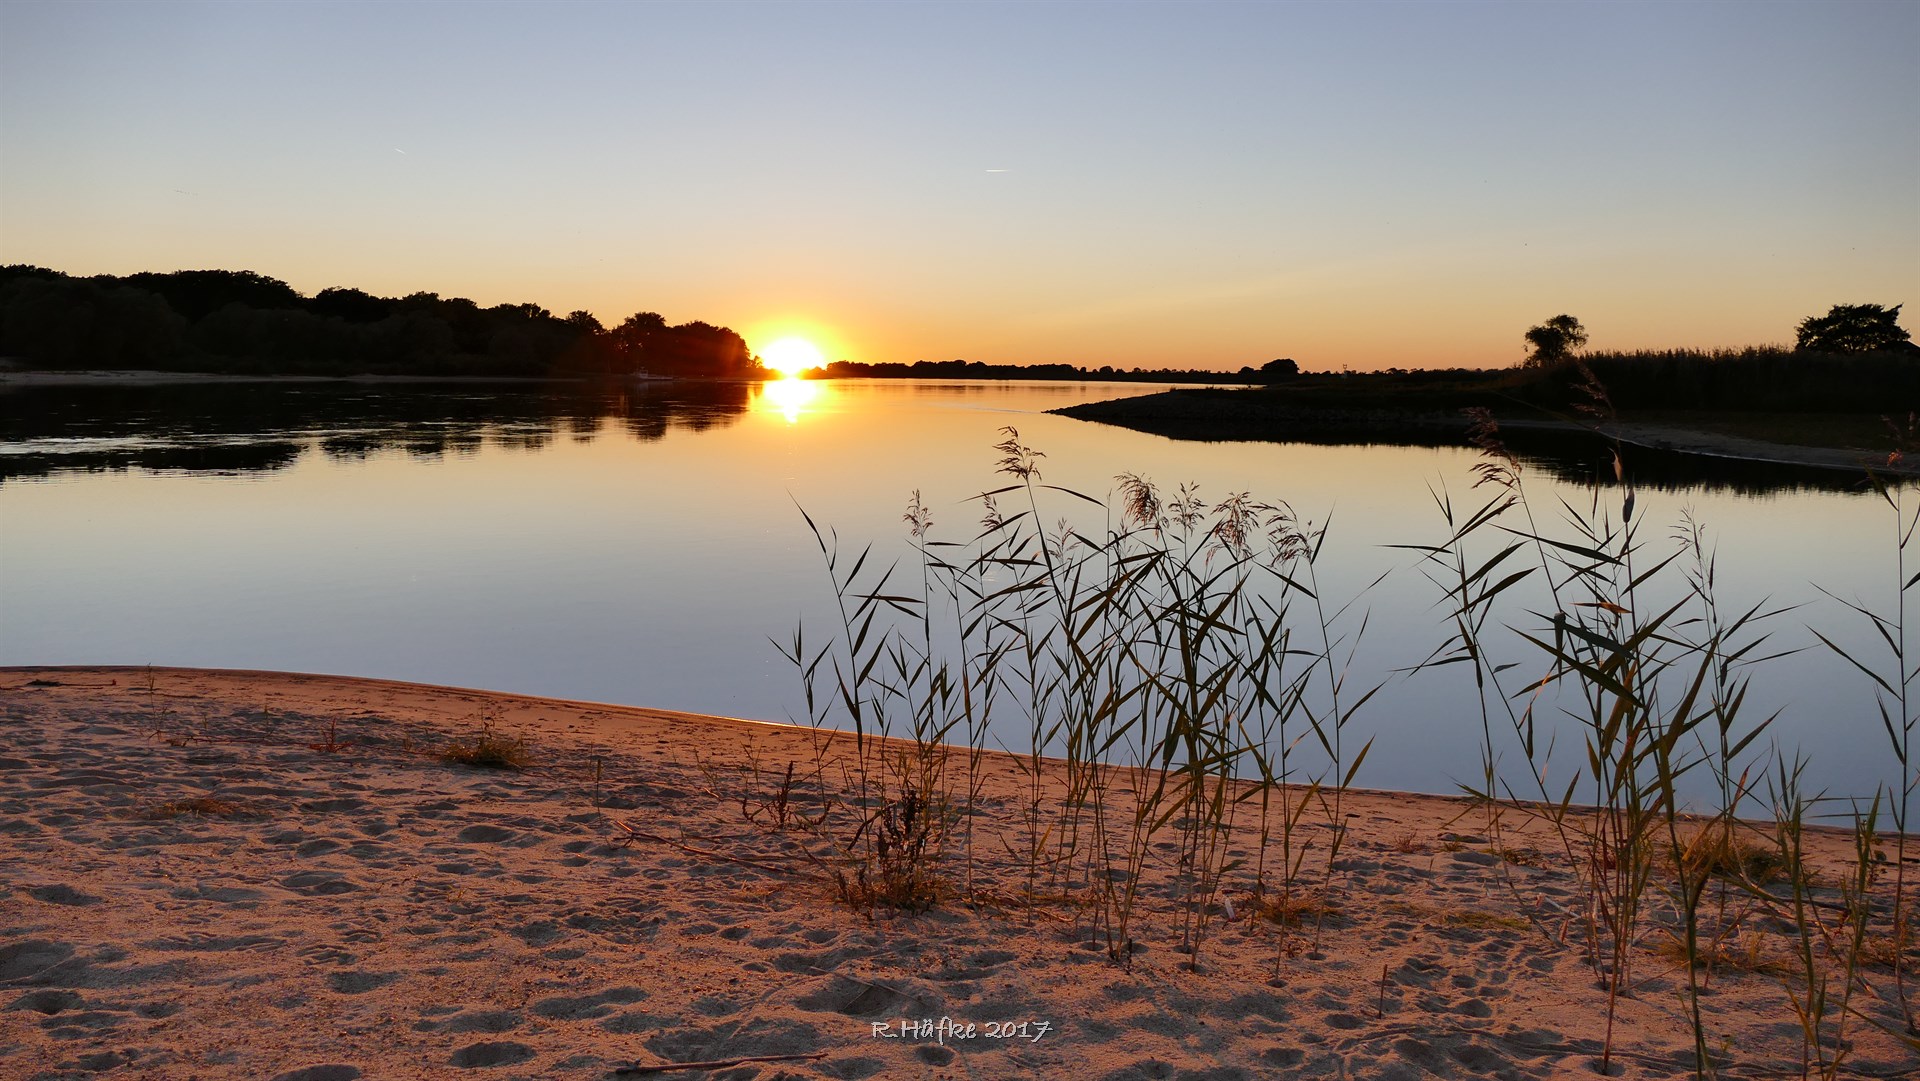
[
  {"x1": 606, "y1": 312, "x2": 666, "y2": 374},
  {"x1": 309, "y1": 287, "x2": 395, "y2": 324},
  {"x1": 0, "y1": 276, "x2": 187, "y2": 368},
  {"x1": 1523, "y1": 314, "x2": 1587, "y2": 367},
  {"x1": 0, "y1": 266, "x2": 755, "y2": 379},
  {"x1": 1794, "y1": 303, "x2": 1911, "y2": 354},
  {"x1": 121, "y1": 269, "x2": 302, "y2": 321},
  {"x1": 1261, "y1": 357, "x2": 1300, "y2": 380},
  {"x1": 648, "y1": 320, "x2": 753, "y2": 378}
]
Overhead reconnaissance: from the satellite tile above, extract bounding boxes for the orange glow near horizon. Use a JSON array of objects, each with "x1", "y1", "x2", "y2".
[
  {"x1": 747, "y1": 319, "x2": 845, "y2": 370},
  {"x1": 759, "y1": 337, "x2": 826, "y2": 377},
  {"x1": 756, "y1": 375, "x2": 825, "y2": 423}
]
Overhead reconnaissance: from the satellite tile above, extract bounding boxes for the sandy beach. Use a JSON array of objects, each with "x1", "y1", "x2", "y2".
[{"x1": 2, "y1": 666, "x2": 1914, "y2": 1080}]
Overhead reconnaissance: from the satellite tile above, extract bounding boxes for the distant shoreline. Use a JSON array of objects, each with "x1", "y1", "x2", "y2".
[
  {"x1": 0, "y1": 368, "x2": 574, "y2": 388},
  {"x1": 1053, "y1": 388, "x2": 1918, "y2": 477},
  {"x1": 0, "y1": 367, "x2": 1235, "y2": 390}
]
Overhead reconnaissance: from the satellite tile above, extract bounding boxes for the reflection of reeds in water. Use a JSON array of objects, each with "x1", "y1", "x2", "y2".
[{"x1": 774, "y1": 413, "x2": 1918, "y2": 1074}]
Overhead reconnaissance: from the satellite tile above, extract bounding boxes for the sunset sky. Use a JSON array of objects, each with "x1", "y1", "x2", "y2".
[{"x1": 2, "y1": 1, "x2": 1914, "y2": 372}]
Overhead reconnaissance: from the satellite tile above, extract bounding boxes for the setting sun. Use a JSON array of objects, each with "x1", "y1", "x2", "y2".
[{"x1": 759, "y1": 337, "x2": 826, "y2": 377}]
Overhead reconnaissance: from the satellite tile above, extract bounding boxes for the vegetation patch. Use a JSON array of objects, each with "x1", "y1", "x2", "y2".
[
  {"x1": 142, "y1": 797, "x2": 257, "y2": 819},
  {"x1": 442, "y1": 728, "x2": 533, "y2": 771}
]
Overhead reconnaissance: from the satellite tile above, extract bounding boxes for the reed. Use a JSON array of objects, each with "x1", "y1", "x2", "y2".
[
  {"x1": 781, "y1": 427, "x2": 1369, "y2": 969},
  {"x1": 1814, "y1": 435, "x2": 1920, "y2": 1035},
  {"x1": 1400, "y1": 368, "x2": 1920, "y2": 1075},
  {"x1": 767, "y1": 409, "x2": 1916, "y2": 1070}
]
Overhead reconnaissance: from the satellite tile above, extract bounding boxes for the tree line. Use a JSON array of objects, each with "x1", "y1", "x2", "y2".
[
  {"x1": 1521, "y1": 304, "x2": 1914, "y2": 368},
  {"x1": 0, "y1": 266, "x2": 759, "y2": 379},
  {"x1": 812, "y1": 358, "x2": 1290, "y2": 383},
  {"x1": 1498, "y1": 305, "x2": 1920, "y2": 412}
]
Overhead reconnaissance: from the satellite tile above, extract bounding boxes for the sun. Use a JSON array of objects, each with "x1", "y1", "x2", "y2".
[{"x1": 760, "y1": 337, "x2": 826, "y2": 377}]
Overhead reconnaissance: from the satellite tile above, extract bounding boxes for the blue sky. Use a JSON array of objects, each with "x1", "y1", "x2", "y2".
[{"x1": 3, "y1": 1, "x2": 1914, "y2": 369}]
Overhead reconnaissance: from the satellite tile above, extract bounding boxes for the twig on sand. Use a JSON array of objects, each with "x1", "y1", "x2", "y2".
[
  {"x1": 615, "y1": 1051, "x2": 829, "y2": 1075},
  {"x1": 606, "y1": 815, "x2": 804, "y2": 877}
]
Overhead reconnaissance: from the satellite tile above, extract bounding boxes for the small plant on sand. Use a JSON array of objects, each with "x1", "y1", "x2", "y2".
[
  {"x1": 832, "y1": 783, "x2": 945, "y2": 913},
  {"x1": 1677, "y1": 819, "x2": 1787, "y2": 886},
  {"x1": 308, "y1": 716, "x2": 355, "y2": 754},
  {"x1": 1253, "y1": 892, "x2": 1342, "y2": 930},
  {"x1": 741, "y1": 760, "x2": 814, "y2": 830},
  {"x1": 703, "y1": 745, "x2": 825, "y2": 832},
  {"x1": 1388, "y1": 830, "x2": 1431, "y2": 855},
  {"x1": 442, "y1": 726, "x2": 532, "y2": 770},
  {"x1": 143, "y1": 796, "x2": 256, "y2": 819}
]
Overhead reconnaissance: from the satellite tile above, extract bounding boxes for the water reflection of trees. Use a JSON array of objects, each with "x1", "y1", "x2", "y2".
[
  {"x1": 1080, "y1": 414, "x2": 1873, "y2": 497},
  {"x1": 1499, "y1": 429, "x2": 1873, "y2": 497},
  {"x1": 0, "y1": 380, "x2": 751, "y2": 482}
]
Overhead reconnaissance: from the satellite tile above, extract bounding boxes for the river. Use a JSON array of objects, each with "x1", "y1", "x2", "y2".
[{"x1": 0, "y1": 377, "x2": 1900, "y2": 808}]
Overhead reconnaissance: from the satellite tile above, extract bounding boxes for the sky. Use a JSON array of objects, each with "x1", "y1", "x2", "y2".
[{"x1": 1, "y1": 1, "x2": 1915, "y2": 372}]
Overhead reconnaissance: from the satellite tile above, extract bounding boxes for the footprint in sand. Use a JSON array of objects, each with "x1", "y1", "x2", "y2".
[
  {"x1": 915, "y1": 1043, "x2": 956, "y2": 1066},
  {"x1": 598, "y1": 1009, "x2": 670, "y2": 1034},
  {"x1": 26, "y1": 883, "x2": 100, "y2": 906},
  {"x1": 326, "y1": 970, "x2": 400, "y2": 994},
  {"x1": 0, "y1": 938, "x2": 76, "y2": 981},
  {"x1": 281, "y1": 870, "x2": 360, "y2": 896},
  {"x1": 1260, "y1": 1046, "x2": 1306, "y2": 1068},
  {"x1": 448, "y1": 1041, "x2": 535, "y2": 1068},
  {"x1": 501, "y1": 919, "x2": 560, "y2": 947},
  {"x1": 531, "y1": 986, "x2": 649, "y2": 1021},
  {"x1": 269, "y1": 1066, "x2": 362, "y2": 1081},
  {"x1": 819, "y1": 1056, "x2": 886, "y2": 1080},
  {"x1": 795, "y1": 976, "x2": 932, "y2": 1019},
  {"x1": 432, "y1": 1009, "x2": 523, "y2": 1034},
  {"x1": 643, "y1": 1018, "x2": 823, "y2": 1067}
]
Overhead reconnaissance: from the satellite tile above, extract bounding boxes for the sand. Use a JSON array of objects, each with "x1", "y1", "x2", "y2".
[{"x1": 2, "y1": 666, "x2": 1914, "y2": 1080}]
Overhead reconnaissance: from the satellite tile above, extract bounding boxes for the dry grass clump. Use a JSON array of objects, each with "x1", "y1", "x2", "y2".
[
  {"x1": 1387, "y1": 831, "x2": 1431, "y2": 855},
  {"x1": 1652, "y1": 928, "x2": 1794, "y2": 977},
  {"x1": 830, "y1": 785, "x2": 946, "y2": 914},
  {"x1": 441, "y1": 727, "x2": 532, "y2": 770},
  {"x1": 1494, "y1": 846, "x2": 1551, "y2": 869},
  {"x1": 1254, "y1": 893, "x2": 1343, "y2": 929},
  {"x1": 1678, "y1": 821, "x2": 1787, "y2": 885},
  {"x1": 1855, "y1": 914, "x2": 1919, "y2": 972}
]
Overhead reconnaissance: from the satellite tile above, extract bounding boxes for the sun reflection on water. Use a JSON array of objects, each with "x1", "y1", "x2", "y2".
[{"x1": 756, "y1": 377, "x2": 825, "y2": 423}]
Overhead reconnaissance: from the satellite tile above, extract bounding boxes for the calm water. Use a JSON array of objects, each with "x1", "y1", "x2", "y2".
[{"x1": 0, "y1": 378, "x2": 1899, "y2": 805}]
